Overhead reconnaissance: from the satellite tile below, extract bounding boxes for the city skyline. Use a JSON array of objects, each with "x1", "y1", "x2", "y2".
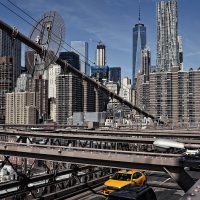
[{"x1": 0, "y1": 0, "x2": 200, "y2": 79}]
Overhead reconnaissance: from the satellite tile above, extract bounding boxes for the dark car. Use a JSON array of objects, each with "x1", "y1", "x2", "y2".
[{"x1": 105, "y1": 184, "x2": 157, "y2": 200}]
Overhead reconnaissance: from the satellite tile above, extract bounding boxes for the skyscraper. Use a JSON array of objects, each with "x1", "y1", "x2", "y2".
[
  {"x1": 45, "y1": 64, "x2": 61, "y2": 99},
  {"x1": 15, "y1": 73, "x2": 32, "y2": 92},
  {"x1": 29, "y1": 76, "x2": 48, "y2": 122},
  {"x1": 156, "y1": 0, "x2": 179, "y2": 72},
  {"x1": 5, "y1": 92, "x2": 37, "y2": 125},
  {"x1": 132, "y1": 1, "x2": 146, "y2": 87},
  {"x1": 141, "y1": 48, "x2": 151, "y2": 82},
  {"x1": 0, "y1": 30, "x2": 21, "y2": 81},
  {"x1": 0, "y1": 57, "x2": 14, "y2": 123},
  {"x1": 71, "y1": 41, "x2": 88, "y2": 74},
  {"x1": 59, "y1": 51, "x2": 80, "y2": 70},
  {"x1": 178, "y1": 36, "x2": 183, "y2": 70},
  {"x1": 56, "y1": 73, "x2": 83, "y2": 124},
  {"x1": 96, "y1": 42, "x2": 106, "y2": 67},
  {"x1": 109, "y1": 67, "x2": 121, "y2": 84}
]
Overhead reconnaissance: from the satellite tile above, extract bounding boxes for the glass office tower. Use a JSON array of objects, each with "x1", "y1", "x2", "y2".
[
  {"x1": 132, "y1": 23, "x2": 146, "y2": 87},
  {"x1": 71, "y1": 41, "x2": 88, "y2": 74}
]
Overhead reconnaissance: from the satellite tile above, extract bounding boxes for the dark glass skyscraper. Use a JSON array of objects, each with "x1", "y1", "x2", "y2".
[
  {"x1": 59, "y1": 51, "x2": 80, "y2": 70},
  {"x1": 71, "y1": 41, "x2": 88, "y2": 74},
  {"x1": 132, "y1": 23, "x2": 146, "y2": 87},
  {"x1": 109, "y1": 67, "x2": 121, "y2": 84},
  {"x1": 0, "y1": 30, "x2": 21, "y2": 82},
  {"x1": 0, "y1": 30, "x2": 21, "y2": 123}
]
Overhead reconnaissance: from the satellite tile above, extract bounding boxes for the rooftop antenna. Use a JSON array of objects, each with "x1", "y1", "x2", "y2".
[{"x1": 138, "y1": 0, "x2": 141, "y2": 23}]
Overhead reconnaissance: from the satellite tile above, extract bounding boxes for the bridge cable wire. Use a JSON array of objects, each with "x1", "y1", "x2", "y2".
[
  {"x1": 1, "y1": 1, "x2": 133, "y2": 94},
  {"x1": 6, "y1": 0, "x2": 96, "y2": 66},
  {"x1": 0, "y1": 0, "x2": 95, "y2": 69},
  {"x1": 6, "y1": 0, "x2": 134, "y2": 98}
]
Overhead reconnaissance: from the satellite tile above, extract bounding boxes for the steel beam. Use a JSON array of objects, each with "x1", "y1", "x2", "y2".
[
  {"x1": 164, "y1": 167, "x2": 195, "y2": 192},
  {"x1": 0, "y1": 143, "x2": 198, "y2": 171},
  {"x1": 54, "y1": 129, "x2": 200, "y2": 139},
  {"x1": 0, "y1": 166, "x2": 92, "y2": 191},
  {"x1": 2, "y1": 129, "x2": 200, "y2": 139},
  {"x1": 0, "y1": 167, "x2": 108, "y2": 199},
  {"x1": 0, "y1": 142, "x2": 183, "y2": 157},
  {"x1": 35, "y1": 176, "x2": 110, "y2": 200},
  {"x1": 180, "y1": 179, "x2": 200, "y2": 200},
  {"x1": 0, "y1": 130, "x2": 200, "y2": 148}
]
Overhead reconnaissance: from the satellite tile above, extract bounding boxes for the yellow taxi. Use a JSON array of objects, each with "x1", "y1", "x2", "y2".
[{"x1": 101, "y1": 169, "x2": 147, "y2": 196}]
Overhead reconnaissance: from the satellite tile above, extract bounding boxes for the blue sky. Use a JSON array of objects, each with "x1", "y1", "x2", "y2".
[{"x1": 0, "y1": 0, "x2": 200, "y2": 79}]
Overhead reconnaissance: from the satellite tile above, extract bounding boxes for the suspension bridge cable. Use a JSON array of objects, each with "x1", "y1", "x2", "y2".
[{"x1": 6, "y1": 0, "x2": 96, "y2": 65}]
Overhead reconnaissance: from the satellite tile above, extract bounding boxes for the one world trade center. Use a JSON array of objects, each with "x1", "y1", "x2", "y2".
[{"x1": 132, "y1": 0, "x2": 146, "y2": 87}]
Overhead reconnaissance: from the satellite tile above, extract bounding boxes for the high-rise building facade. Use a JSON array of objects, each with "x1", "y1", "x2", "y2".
[
  {"x1": 109, "y1": 67, "x2": 121, "y2": 85},
  {"x1": 56, "y1": 73, "x2": 83, "y2": 125},
  {"x1": 137, "y1": 69, "x2": 200, "y2": 124},
  {"x1": 5, "y1": 92, "x2": 37, "y2": 124},
  {"x1": 0, "y1": 56, "x2": 14, "y2": 123},
  {"x1": 132, "y1": 23, "x2": 146, "y2": 87},
  {"x1": 71, "y1": 41, "x2": 88, "y2": 74},
  {"x1": 25, "y1": 50, "x2": 35, "y2": 74},
  {"x1": 119, "y1": 77, "x2": 132, "y2": 102},
  {"x1": 29, "y1": 76, "x2": 48, "y2": 122},
  {"x1": 82, "y1": 81, "x2": 95, "y2": 112},
  {"x1": 178, "y1": 36, "x2": 183, "y2": 70},
  {"x1": 0, "y1": 30, "x2": 21, "y2": 82},
  {"x1": 90, "y1": 66, "x2": 109, "y2": 81},
  {"x1": 45, "y1": 64, "x2": 61, "y2": 99},
  {"x1": 141, "y1": 48, "x2": 151, "y2": 82},
  {"x1": 156, "y1": 0, "x2": 179, "y2": 72},
  {"x1": 96, "y1": 43, "x2": 106, "y2": 67},
  {"x1": 15, "y1": 73, "x2": 32, "y2": 92},
  {"x1": 136, "y1": 74, "x2": 150, "y2": 112},
  {"x1": 59, "y1": 51, "x2": 80, "y2": 70}
]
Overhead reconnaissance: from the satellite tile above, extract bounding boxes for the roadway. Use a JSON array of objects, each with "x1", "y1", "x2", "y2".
[
  {"x1": 68, "y1": 172, "x2": 186, "y2": 200},
  {"x1": 77, "y1": 188, "x2": 184, "y2": 200}
]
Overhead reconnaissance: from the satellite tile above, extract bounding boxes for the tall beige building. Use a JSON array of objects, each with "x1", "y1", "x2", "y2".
[
  {"x1": 96, "y1": 43, "x2": 106, "y2": 67},
  {"x1": 5, "y1": 92, "x2": 37, "y2": 124},
  {"x1": 136, "y1": 74, "x2": 150, "y2": 112},
  {"x1": 137, "y1": 69, "x2": 200, "y2": 124},
  {"x1": 28, "y1": 76, "x2": 48, "y2": 122}
]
